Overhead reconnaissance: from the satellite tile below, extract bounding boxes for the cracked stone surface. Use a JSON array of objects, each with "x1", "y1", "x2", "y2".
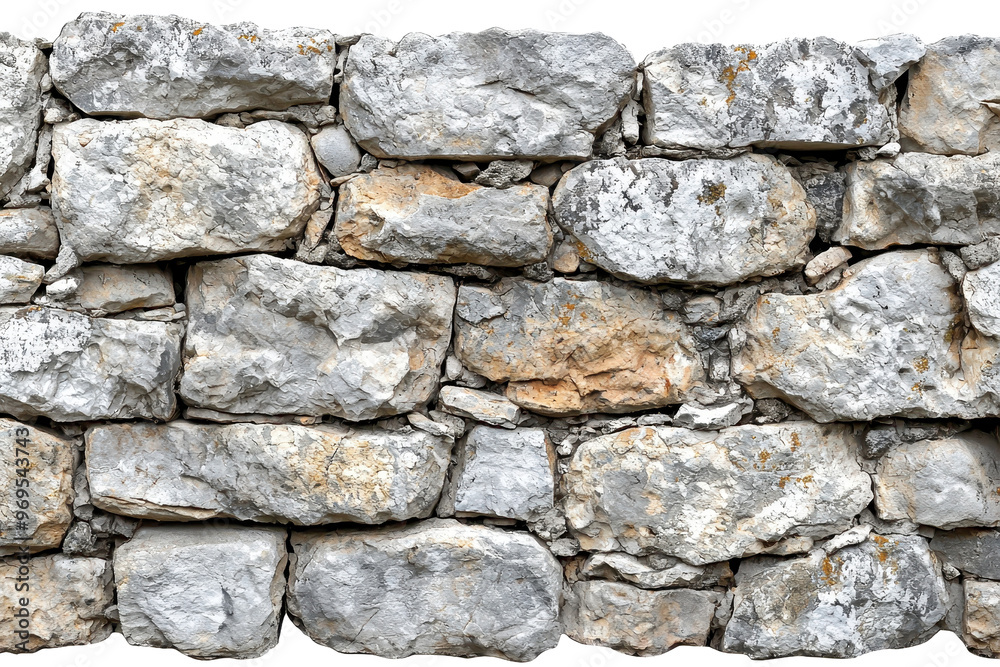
[
  {"x1": 964, "y1": 260, "x2": 1000, "y2": 337},
  {"x1": 578, "y1": 552, "x2": 733, "y2": 589},
  {"x1": 0, "y1": 256, "x2": 42, "y2": 304},
  {"x1": 46, "y1": 264, "x2": 175, "y2": 315},
  {"x1": 0, "y1": 208, "x2": 59, "y2": 259},
  {"x1": 0, "y1": 34, "x2": 45, "y2": 201}
]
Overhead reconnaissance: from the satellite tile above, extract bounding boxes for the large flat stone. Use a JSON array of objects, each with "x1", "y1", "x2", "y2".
[
  {"x1": 931, "y1": 528, "x2": 1000, "y2": 579},
  {"x1": 341, "y1": 30, "x2": 635, "y2": 160},
  {"x1": 179, "y1": 254, "x2": 455, "y2": 420},
  {"x1": 0, "y1": 208, "x2": 58, "y2": 260},
  {"x1": 0, "y1": 34, "x2": 46, "y2": 200},
  {"x1": 51, "y1": 118, "x2": 321, "y2": 263}
]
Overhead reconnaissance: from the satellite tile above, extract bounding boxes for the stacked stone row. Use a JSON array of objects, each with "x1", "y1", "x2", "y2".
[{"x1": 1, "y1": 11, "x2": 1000, "y2": 661}]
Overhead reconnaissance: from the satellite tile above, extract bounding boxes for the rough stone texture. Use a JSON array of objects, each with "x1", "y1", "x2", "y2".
[
  {"x1": 836, "y1": 153, "x2": 1000, "y2": 250},
  {"x1": 341, "y1": 30, "x2": 636, "y2": 160},
  {"x1": 288, "y1": 519, "x2": 562, "y2": 661},
  {"x1": 49, "y1": 264, "x2": 175, "y2": 315},
  {"x1": 552, "y1": 155, "x2": 815, "y2": 284},
  {"x1": 0, "y1": 34, "x2": 46, "y2": 200},
  {"x1": 804, "y1": 247, "x2": 852, "y2": 284},
  {"x1": 874, "y1": 432, "x2": 1000, "y2": 529},
  {"x1": 0, "y1": 306, "x2": 182, "y2": 421},
  {"x1": 642, "y1": 38, "x2": 891, "y2": 150},
  {"x1": 180, "y1": 254, "x2": 454, "y2": 419},
  {"x1": 455, "y1": 278, "x2": 705, "y2": 415},
  {"x1": 115, "y1": 524, "x2": 287, "y2": 659},
  {"x1": 51, "y1": 13, "x2": 336, "y2": 119},
  {"x1": 733, "y1": 249, "x2": 1000, "y2": 422},
  {"x1": 722, "y1": 535, "x2": 949, "y2": 658},
  {"x1": 964, "y1": 260, "x2": 1000, "y2": 337},
  {"x1": 855, "y1": 34, "x2": 926, "y2": 90},
  {"x1": 0, "y1": 554, "x2": 113, "y2": 652},
  {"x1": 0, "y1": 255, "x2": 42, "y2": 303},
  {"x1": 563, "y1": 422, "x2": 872, "y2": 565},
  {"x1": 564, "y1": 581, "x2": 723, "y2": 656},
  {"x1": 672, "y1": 401, "x2": 745, "y2": 430},
  {"x1": 578, "y1": 552, "x2": 733, "y2": 589},
  {"x1": 0, "y1": 208, "x2": 59, "y2": 259},
  {"x1": 931, "y1": 528, "x2": 1000, "y2": 579},
  {"x1": 964, "y1": 580, "x2": 1000, "y2": 656},
  {"x1": 51, "y1": 118, "x2": 321, "y2": 262},
  {"x1": 336, "y1": 165, "x2": 552, "y2": 266},
  {"x1": 86, "y1": 420, "x2": 451, "y2": 524},
  {"x1": 437, "y1": 386, "x2": 521, "y2": 426},
  {"x1": 310, "y1": 124, "x2": 361, "y2": 178}
]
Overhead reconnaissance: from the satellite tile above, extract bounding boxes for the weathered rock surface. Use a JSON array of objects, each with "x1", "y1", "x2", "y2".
[
  {"x1": 722, "y1": 535, "x2": 949, "y2": 658},
  {"x1": 964, "y1": 580, "x2": 1000, "y2": 656},
  {"x1": 455, "y1": 278, "x2": 704, "y2": 415},
  {"x1": 0, "y1": 208, "x2": 59, "y2": 259},
  {"x1": 115, "y1": 524, "x2": 287, "y2": 659},
  {"x1": 672, "y1": 401, "x2": 745, "y2": 430},
  {"x1": 563, "y1": 422, "x2": 872, "y2": 565},
  {"x1": 336, "y1": 165, "x2": 552, "y2": 266},
  {"x1": 437, "y1": 386, "x2": 521, "y2": 426},
  {"x1": 854, "y1": 34, "x2": 925, "y2": 90},
  {"x1": 46, "y1": 264, "x2": 175, "y2": 315},
  {"x1": 0, "y1": 554, "x2": 113, "y2": 652},
  {"x1": 964, "y1": 260, "x2": 1000, "y2": 337},
  {"x1": 341, "y1": 30, "x2": 636, "y2": 159},
  {"x1": 0, "y1": 256, "x2": 42, "y2": 303},
  {"x1": 578, "y1": 552, "x2": 733, "y2": 589},
  {"x1": 180, "y1": 254, "x2": 455, "y2": 419},
  {"x1": 439, "y1": 425, "x2": 554, "y2": 521},
  {"x1": 51, "y1": 118, "x2": 321, "y2": 262},
  {"x1": 86, "y1": 420, "x2": 452, "y2": 524},
  {"x1": 564, "y1": 581, "x2": 724, "y2": 656},
  {"x1": 51, "y1": 13, "x2": 336, "y2": 119},
  {"x1": 311, "y1": 125, "x2": 361, "y2": 178},
  {"x1": 0, "y1": 306, "x2": 182, "y2": 421},
  {"x1": 733, "y1": 249, "x2": 1000, "y2": 422},
  {"x1": 552, "y1": 155, "x2": 814, "y2": 284},
  {"x1": 642, "y1": 38, "x2": 891, "y2": 150},
  {"x1": 931, "y1": 528, "x2": 1000, "y2": 579},
  {"x1": 836, "y1": 153, "x2": 1000, "y2": 249},
  {"x1": 0, "y1": 34, "x2": 46, "y2": 200},
  {"x1": 874, "y1": 432, "x2": 1000, "y2": 529},
  {"x1": 288, "y1": 519, "x2": 562, "y2": 661}
]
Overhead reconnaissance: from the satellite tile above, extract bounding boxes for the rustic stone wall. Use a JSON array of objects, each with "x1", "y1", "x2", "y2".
[{"x1": 0, "y1": 12, "x2": 998, "y2": 662}]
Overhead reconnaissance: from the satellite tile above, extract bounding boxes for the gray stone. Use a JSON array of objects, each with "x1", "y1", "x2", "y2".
[
  {"x1": 180, "y1": 254, "x2": 455, "y2": 420},
  {"x1": 335, "y1": 165, "x2": 552, "y2": 266},
  {"x1": 474, "y1": 160, "x2": 534, "y2": 189},
  {"x1": 722, "y1": 535, "x2": 949, "y2": 658},
  {"x1": 563, "y1": 422, "x2": 872, "y2": 565},
  {"x1": 115, "y1": 524, "x2": 287, "y2": 659},
  {"x1": 963, "y1": 580, "x2": 1000, "y2": 656},
  {"x1": 0, "y1": 34, "x2": 45, "y2": 201},
  {"x1": 439, "y1": 425, "x2": 554, "y2": 521},
  {"x1": 579, "y1": 552, "x2": 733, "y2": 589},
  {"x1": 288, "y1": 519, "x2": 562, "y2": 661},
  {"x1": 564, "y1": 581, "x2": 724, "y2": 656},
  {"x1": 86, "y1": 420, "x2": 451, "y2": 524},
  {"x1": 341, "y1": 30, "x2": 636, "y2": 160},
  {"x1": 44, "y1": 264, "x2": 175, "y2": 315},
  {"x1": 552, "y1": 155, "x2": 815, "y2": 284},
  {"x1": 964, "y1": 260, "x2": 1000, "y2": 337},
  {"x1": 961, "y1": 237, "x2": 1000, "y2": 270},
  {"x1": 682, "y1": 296, "x2": 722, "y2": 325},
  {"x1": 854, "y1": 34, "x2": 926, "y2": 90},
  {"x1": 51, "y1": 13, "x2": 335, "y2": 119},
  {"x1": 0, "y1": 255, "x2": 42, "y2": 303},
  {"x1": 790, "y1": 167, "x2": 845, "y2": 244},
  {"x1": 437, "y1": 386, "x2": 521, "y2": 427},
  {"x1": 0, "y1": 306, "x2": 181, "y2": 421},
  {"x1": 310, "y1": 124, "x2": 361, "y2": 178},
  {"x1": 733, "y1": 249, "x2": 1000, "y2": 422},
  {"x1": 672, "y1": 402, "x2": 745, "y2": 430},
  {"x1": 51, "y1": 118, "x2": 321, "y2": 263},
  {"x1": 805, "y1": 247, "x2": 852, "y2": 284},
  {"x1": 642, "y1": 38, "x2": 891, "y2": 150},
  {"x1": 0, "y1": 208, "x2": 59, "y2": 259},
  {"x1": 931, "y1": 528, "x2": 1000, "y2": 579},
  {"x1": 455, "y1": 278, "x2": 705, "y2": 415}
]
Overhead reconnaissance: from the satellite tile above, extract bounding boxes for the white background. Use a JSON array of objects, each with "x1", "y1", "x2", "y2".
[{"x1": 4, "y1": 0, "x2": 998, "y2": 665}]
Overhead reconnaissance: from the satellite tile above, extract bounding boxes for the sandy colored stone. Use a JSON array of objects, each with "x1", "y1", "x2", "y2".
[
  {"x1": 964, "y1": 580, "x2": 1000, "y2": 656},
  {"x1": 437, "y1": 386, "x2": 521, "y2": 426},
  {"x1": 0, "y1": 208, "x2": 59, "y2": 259},
  {"x1": 804, "y1": 247, "x2": 852, "y2": 284}
]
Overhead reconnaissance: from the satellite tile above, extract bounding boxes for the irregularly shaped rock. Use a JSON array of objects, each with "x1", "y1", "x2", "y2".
[
  {"x1": 474, "y1": 160, "x2": 534, "y2": 189},
  {"x1": 0, "y1": 306, "x2": 181, "y2": 421},
  {"x1": 439, "y1": 425, "x2": 554, "y2": 521},
  {"x1": 874, "y1": 432, "x2": 1000, "y2": 529},
  {"x1": 51, "y1": 118, "x2": 321, "y2": 263},
  {"x1": 0, "y1": 256, "x2": 42, "y2": 303},
  {"x1": 964, "y1": 580, "x2": 1000, "y2": 656},
  {"x1": 0, "y1": 554, "x2": 113, "y2": 652},
  {"x1": 931, "y1": 528, "x2": 1000, "y2": 579},
  {"x1": 791, "y1": 166, "x2": 845, "y2": 244},
  {"x1": 672, "y1": 402, "x2": 745, "y2": 430},
  {"x1": 836, "y1": 153, "x2": 1000, "y2": 250},
  {"x1": 115, "y1": 524, "x2": 287, "y2": 659},
  {"x1": 288, "y1": 519, "x2": 562, "y2": 661},
  {"x1": 563, "y1": 422, "x2": 871, "y2": 565},
  {"x1": 964, "y1": 260, "x2": 1000, "y2": 337},
  {"x1": 733, "y1": 249, "x2": 1000, "y2": 422},
  {"x1": 46, "y1": 264, "x2": 175, "y2": 315},
  {"x1": 0, "y1": 420, "x2": 73, "y2": 554},
  {"x1": 86, "y1": 420, "x2": 451, "y2": 524},
  {"x1": 854, "y1": 34, "x2": 925, "y2": 90},
  {"x1": 455, "y1": 278, "x2": 705, "y2": 415},
  {"x1": 805, "y1": 247, "x2": 852, "y2": 284},
  {"x1": 553, "y1": 155, "x2": 815, "y2": 284},
  {"x1": 579, "y1": 552, "x2": 733, "y2": 589},
  {"x1": 51, "y1": 13, "x2": 336, "y2": 119},
  {"x1": 722, "y1": 535, "x2": 949, "y2": 658},
  {"x1": 437, "y1": 386, "x2": 521, "y2": 426},
  {"x1": 310, "y1": 124, "x2": 361, "y2": 178},
  {"x1": 335, "y1": 165, "x2": 552, "y2": 266},
  {"x1": 341, "y1": 30, "x2": 636, "y2": 160},
  {"x1": 564, "y1": 581, "x2": 723, "y2": 656},
  {"x1": 0, "y1": 208, "x2": 59, "y2": 259},
  {"x1": 961, "y1": 237, "x2": 1000, "y2": 270},
  {"x1": 899, "y1": 36, "x2": 1000, "y2": 155},
  {"x1": 0, "y1": 35, "x2": 46, "y2": 200},
  {"x1": 180, "y1": 254, "x2": 455, "y2": 420},
  {"x1": 642, "y1": 39, "x2": 891, "y2": 150}
]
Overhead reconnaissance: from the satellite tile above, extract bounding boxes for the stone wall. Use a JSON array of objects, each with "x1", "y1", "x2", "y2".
[{"x1": 0, "y1": 12, "x2": 998, "y2": 662}]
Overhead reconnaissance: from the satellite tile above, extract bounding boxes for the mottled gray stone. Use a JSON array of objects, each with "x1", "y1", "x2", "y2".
[
  {"x1": 0, "y1": 256, "x2": 42, "y2": 303},
  {"x1": 0, "y1": 34, "x2": 45, "y2": 201},
  {"x1": 931, "y1": 528, "x2": 1000, "y2": 579},
  {"x1": 642, "y1": 38, "x2": 891, "y2": 150},
  {"x1": 310, "y1": 124, "x2": 361, "y2": 177},
  {"x1": 51, "y1": 118, "x2": 321, "y2": 263},
  {"x1": 961, "y1": 237, "x2": 1000, "y2": 270},
  {"x1": 437, "y1": 386, "x2": 521, "y2": 427},
  {"x1": 474, "y1": 160, "x2": 534, "y2": 189},
  {"x1": 86, "y1": 420, "x2": 451, "y2": 524},
  {"x1": 790, "y1": 166, "x2": 845, "y2": 244},
  {"x1": 180, "y1": 254, "x2": 455, "y2": 420},
  {"x1": 552, "y1": 155, "x2": 814, "y2": 284},
  {"x1": 563, "y1": 422, "x2": 872, "y2": 565},
  {"x1": 854, "y1": 34, "x2": 925, "y2": 90},
  {"x1": 335, "y1": 165, "x2": 552, "y2": 266},
  {"x1": 0, "y1": 208, "x2": 59, "y2": 259},
  {"x1": 115, "y1": 524, "x2": 287, "y2": 659},
  {"x1": 44, "y1": 264, "x2": 174, "y2": 315},
  {"x1": 0, "y1": 306, "x2": 181, "y2": 421},
  {"x1": 722, "y1": 535, "x2": 949, "y2": 658},
  {"x1": 672, "y1": 402, "x2": 745, "y2": 430},
  {"x1": 964, "y1": 260, "x2": 1000, "y2": 337},
  {"x1": 341, "y1": 30, "x2": 636, "y2": 160},
  {"x1": 805, "y1": 247, "x2": 852, "y2": 284},
  {"x1": 579, "y1": 552, "x2": 733, "y2": 589},
  {"x1": 964, "y1": 580, "x2": 1000, "y2": 656},
  {"x1": 51, "y1": 13, "x2": 335, "y2": 119},
  {"x1": 288, "y1": 519, "x2": 562, "y2": 661}
]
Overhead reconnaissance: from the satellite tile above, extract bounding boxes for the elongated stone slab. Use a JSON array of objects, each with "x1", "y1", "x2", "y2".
[
  {"x1": 0, "y1": 208, "x2": 58, "y2": 260},
  {"x1": 0, "y1": 34, "x2": 46, "y2": 200},
  {"x1": 965, "y1": 580, "x2": 1000, "y2": 657},
  {"x1": 0, "y1": 256, "x2": 42, "y2": 304}
]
